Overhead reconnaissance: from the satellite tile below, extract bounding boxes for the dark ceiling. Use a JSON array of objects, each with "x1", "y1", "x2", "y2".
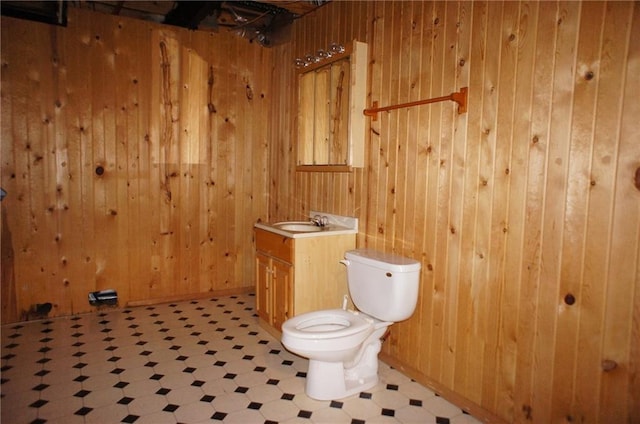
[{"x1": 1, "y1": 1, "x2": 329, "y2": 46}]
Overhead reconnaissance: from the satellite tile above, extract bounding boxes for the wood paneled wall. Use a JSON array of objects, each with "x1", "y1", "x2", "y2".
[
  {"x1": 1, "y1": 8, "x2": 270, "y2": 322},
  {"x1": 269, "y1": 1, "x2": 639, "y2": 423}
]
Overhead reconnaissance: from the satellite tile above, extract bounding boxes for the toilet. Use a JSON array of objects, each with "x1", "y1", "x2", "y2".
[{"x1": 281, "y1": 248, "x2": 421, "y2": 400}]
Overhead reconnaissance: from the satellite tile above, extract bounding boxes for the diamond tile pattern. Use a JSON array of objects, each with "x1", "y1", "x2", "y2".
[{"x1": 1, "y1": 293, "x2": 481, "y2": 423}]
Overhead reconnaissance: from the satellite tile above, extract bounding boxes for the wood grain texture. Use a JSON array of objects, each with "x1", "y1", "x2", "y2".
[
  {"x1": 1, "y1": 8, "x2": 270, "y2": 319},
  {"x1": 1, "y1": 1, "x2": 638, "y2": 423},
  {"x1": 268, "y1": 1, "x2": 639, "y2": 422}
]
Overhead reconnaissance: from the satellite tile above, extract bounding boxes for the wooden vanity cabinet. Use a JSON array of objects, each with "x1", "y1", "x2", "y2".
[{"x1": 254, "y1": 228, "x2": 356, "y2": 336}]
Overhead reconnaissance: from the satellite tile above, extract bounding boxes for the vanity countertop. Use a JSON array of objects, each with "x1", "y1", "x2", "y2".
[
  {"x1": 254, "y1": 211, "x2": 358, "y2": 239},
  {"x1": 254, "y1": 221, "x2": 357, "y2": 239}
]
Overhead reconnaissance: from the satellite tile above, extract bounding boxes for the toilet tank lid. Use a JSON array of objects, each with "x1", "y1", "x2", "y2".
[{"x1": 345, "y1": 249, "x2": 421, "y2": 272}]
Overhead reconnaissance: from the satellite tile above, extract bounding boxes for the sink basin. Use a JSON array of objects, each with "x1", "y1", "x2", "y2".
[
  {"x1": 274, "y1": 221, "x2": 322, "y2": 232},
  {"x1": 255, "y1": 213, "x2": 357, "y2": 239}
]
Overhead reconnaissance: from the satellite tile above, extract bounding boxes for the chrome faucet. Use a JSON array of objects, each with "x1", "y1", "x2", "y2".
[{"x1": 311, "y1": 215, "x2": 329, "y2": 227}]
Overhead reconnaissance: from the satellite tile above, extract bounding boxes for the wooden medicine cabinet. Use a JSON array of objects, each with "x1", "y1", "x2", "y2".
[{"x1": 296, "y1": 41, "x2": 368, "y2": 172}]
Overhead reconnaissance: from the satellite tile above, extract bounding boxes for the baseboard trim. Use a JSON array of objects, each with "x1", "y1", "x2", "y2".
[{"x1": 126, "y1": 287, "x2": 254, "y2": 307}]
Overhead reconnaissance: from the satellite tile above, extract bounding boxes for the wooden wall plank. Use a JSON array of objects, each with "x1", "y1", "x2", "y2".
[
  {"x1": 407, "y1": 0, "x2": 428, "y2": 367},
  {"x1": 126, "y1": 16, "x2": 148, "y2": 302},
  {"x1": 157, "y1": 30, "x2": 180, "y2": 298},
  {"x1": 1, "y1": 20, "x2": 31, "y2": 321},
  {"x1": 481, "y1": 0, "x2": 519, "y2": 411},
  {"x1": 566, "y1": 2, "x2": 609, "y2": 420},
  {"x1": 215, "y1": 31, "x2": 235, "y2": 290},
  {"x1": 382, "y1": 0, "x2": 401, "y2": 254},
  {"x1": 425, "y1": 0, "x2": 448, "y2": 382},
  {"x1": 34, "y1": 24, "x2": 59, "y2": 316},
  {"x1": 514, "y1": 1, "x2": 548, "y2": 420},
  {"x1": 416, "y1": 0, "x2": 438, "y2": 378},
  {"x1": 496, "y1": 1, "x2": 537, "y2": 418},
  {"x1": 599, "y1": 2, "x2": 640, "y2": 422},
  {"x1": 0, "y1": 24, "x2": 18, "y2": 323},
  {"x1": 390, "y1": 0, "x2": 416, "y2": 370},
  {"x1": 114, "y1": 17, "x2": 133, "y2": 304},
  {"x1": 398, "y1": 0, "x2": 425, "y2": 370},
  {"x1": 454, "y1": 0, "x2": 483, "y2": 406},
  {"x1": 545, "y1": 2, "x2": 582, "y2": 422},
  {"x1": 147, "y1": 27, "x2": 163, "y2": 301},
  {"x1": 60, "y1": 15, "x2": 84, "y2": 313},
  {"x1": 440, "y1": 0, "x2": 464, "y2": 392}
]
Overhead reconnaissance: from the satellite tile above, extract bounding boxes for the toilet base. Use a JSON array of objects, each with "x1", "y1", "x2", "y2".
[{"x1": 305, "y1": 339, "x2": 383, "y2": 401}]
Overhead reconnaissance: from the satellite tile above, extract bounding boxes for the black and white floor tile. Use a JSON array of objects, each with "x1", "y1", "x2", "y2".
[{"x1": 1, "y1": 293, "x2": 482, "y2": 423}]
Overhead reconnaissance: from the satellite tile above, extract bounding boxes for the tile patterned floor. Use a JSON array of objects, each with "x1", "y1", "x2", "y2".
[{"x1": 1, "y1": 293, "x2": 482, "y2": 424}]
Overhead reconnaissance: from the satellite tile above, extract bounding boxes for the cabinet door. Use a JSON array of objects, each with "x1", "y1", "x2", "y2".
[
  {"x1": 255, "y1": 253, "x2": 271, "y2": 323},
  {"x1": 271, "y1": 258, "x2": 293, "y2": 331}
]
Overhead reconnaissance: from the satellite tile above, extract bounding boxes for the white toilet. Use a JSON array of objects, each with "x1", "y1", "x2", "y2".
[{"x1": 281, "y1": 248, "x2": 421, "y2": 400}]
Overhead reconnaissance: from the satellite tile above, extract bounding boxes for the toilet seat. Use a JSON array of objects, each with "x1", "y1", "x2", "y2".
[{"x1": 282, "y1": 309, "x2": 372, "y2": 340}]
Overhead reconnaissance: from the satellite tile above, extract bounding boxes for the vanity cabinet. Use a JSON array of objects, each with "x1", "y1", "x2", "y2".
[{"x1": 254, "y1": 228, "x2": 356, "y2": 335}]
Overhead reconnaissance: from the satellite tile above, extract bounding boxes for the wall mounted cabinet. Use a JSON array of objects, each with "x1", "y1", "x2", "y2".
[{"x1": 296, "y1": 41, "x2": 368, "y2": 172}]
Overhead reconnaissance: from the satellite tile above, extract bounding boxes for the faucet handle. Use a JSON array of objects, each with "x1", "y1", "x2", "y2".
[{"x1": 311, "y1": 214, "x2": 329, "y2": 227}]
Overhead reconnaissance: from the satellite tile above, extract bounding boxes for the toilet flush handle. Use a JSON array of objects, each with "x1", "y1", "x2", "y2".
[{"x1": 340, "y1": 259, "x2": 350, "y2": 266}]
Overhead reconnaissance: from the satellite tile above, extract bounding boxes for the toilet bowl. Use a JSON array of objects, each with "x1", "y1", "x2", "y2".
[
  {"x1": 282, "y1": 309, "x2": 391, "y2": 400},
  {"x1": 281, "y1": 248, "x2": 421, "y2": 401},
  {"x1": 281, "y1": 309, "x2": 374, "y2": 362}
]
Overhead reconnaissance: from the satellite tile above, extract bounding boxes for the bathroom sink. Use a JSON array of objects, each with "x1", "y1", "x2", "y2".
[
  {"x1": 274, "y1": 222, "x2": 323, "y2": 232},
  {"x1": 254, "y1": 212, "x2": 358, "y2": 239}
]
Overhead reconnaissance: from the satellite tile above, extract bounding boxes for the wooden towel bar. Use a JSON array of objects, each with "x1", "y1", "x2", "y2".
[{"x1": 364, "y1": 87, "x2": 468, "y2": 120}]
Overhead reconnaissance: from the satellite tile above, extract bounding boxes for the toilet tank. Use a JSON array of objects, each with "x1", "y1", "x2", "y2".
[{"x1": 343, "y1": 249, "x2": 421, "y2": 322}]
